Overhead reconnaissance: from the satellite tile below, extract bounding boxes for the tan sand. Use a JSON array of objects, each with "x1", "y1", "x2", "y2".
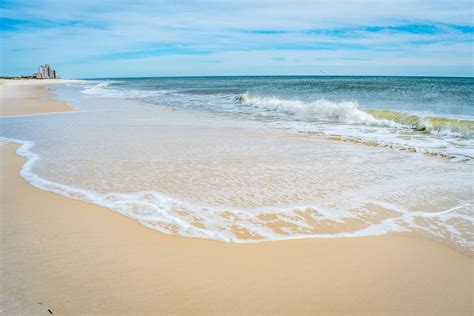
[
  {"x1": 0, "y1": 83, "x2": 473, "y2": 315},
  {"x1": 0, "y1": 79, "x2": 85, "y2": 116}
]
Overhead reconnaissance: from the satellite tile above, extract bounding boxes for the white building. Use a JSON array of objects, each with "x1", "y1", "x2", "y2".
[{"x1": 35, "y1": 64, "x2": 59, "y2": 79}]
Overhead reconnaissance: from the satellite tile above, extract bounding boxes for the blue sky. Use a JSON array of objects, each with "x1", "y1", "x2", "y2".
[{"x1": 1, "y1": 0, "x2": 473, "y2": 78}]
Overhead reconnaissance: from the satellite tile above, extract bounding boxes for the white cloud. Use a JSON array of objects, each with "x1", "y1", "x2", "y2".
[{"x1": 1, "y1": 0, "x2": 473, "y2": 77}]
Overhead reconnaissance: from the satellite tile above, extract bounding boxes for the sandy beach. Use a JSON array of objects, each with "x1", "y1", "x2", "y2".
[
  {"x1": 0, "y1": 81, "x2": 473, "y2": 315},
  {"x1": 0, "y1": 79, "x2": 85, "y2": 116}
]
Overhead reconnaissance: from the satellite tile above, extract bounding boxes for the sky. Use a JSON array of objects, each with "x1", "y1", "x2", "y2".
[{"x1": 1, "y1": 0, "x2": 473, "y2": 78}]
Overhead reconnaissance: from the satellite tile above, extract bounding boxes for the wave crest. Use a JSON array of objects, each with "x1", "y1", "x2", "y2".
[
  {"x1": 367, "y1": 110, "x2": 474, "y2": 138},
  {"x1": 237, "y1": 93, "x2": 399, "y2": 127},
  {"x1": 237, "y1": 94, "x2": 474, "y2": 138}
]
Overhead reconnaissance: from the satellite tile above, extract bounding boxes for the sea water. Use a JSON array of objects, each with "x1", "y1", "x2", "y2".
[
  {"x1": 1, "y1": 76, "x2": 473, "y2": 250},
  {"x1": 83, "y1": 76, "x2": 474, "y2": 159}
]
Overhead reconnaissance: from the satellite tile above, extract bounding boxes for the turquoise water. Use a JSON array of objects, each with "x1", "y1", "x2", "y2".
[{"x1": 87, "y1": 76, "x2": 474, "y2": 117}]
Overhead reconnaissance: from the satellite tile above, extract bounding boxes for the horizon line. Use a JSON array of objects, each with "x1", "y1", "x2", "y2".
[{"x1": 74, "y1": 74, "x2": 474, "y2": 80}]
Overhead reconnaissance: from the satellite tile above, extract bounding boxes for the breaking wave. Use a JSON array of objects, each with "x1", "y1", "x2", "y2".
[
  {"x1": 237, "y1": 94, "x2": 474, "y2": 138},
  {"x1": 367, "y1": 109, "x2": 474, "y2": 138},
  {"x1": 237, "y1": 93, "x2": 398, "y2": 127}
]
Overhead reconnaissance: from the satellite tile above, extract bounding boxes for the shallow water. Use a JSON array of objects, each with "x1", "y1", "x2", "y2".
[{"x1": 1, "y1": 78, "x2": 473, "y2": 251}]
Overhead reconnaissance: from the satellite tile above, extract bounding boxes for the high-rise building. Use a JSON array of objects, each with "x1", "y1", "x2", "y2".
[{"x1": 34, "y1": 64, "x2": 59, "y2": 79}]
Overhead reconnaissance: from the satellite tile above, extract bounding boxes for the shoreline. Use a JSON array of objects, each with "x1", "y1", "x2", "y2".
[
  {"x1": 1, "y1": 142, "x2": 472, "y2": 315},
  {"x1": 0, "y1": 79, "x2": 86, "y2": 116},
  {"x1": 3, "y1": 130, "x2": 473, "y2": 256},
  {"x1": 0, "y1": 80, "x2": 473, "y2": 314}
]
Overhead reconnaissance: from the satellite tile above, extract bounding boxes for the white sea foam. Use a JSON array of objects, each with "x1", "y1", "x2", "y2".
[
  {"x1": 237, "y1": 93, "x2": 400, "y2": 127},
  {"x1": 238, "y1": 94, "x2": 474, "y2": 137},
  {"x1": 81, "y1": 81, "x2": 170, "y2": 99},
  {"x1": 236, "y1": 93, "x2": 474, "y2": 160},
  {"x1": 2, "y1": 136, "x2": 472, "y2": 251}
]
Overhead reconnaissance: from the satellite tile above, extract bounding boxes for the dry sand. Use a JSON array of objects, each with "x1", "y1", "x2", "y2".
[
  {"x1": 0, "y1": 79, "x2": 85, "y2": 116},
  {"x1": 0, "y1": 81, "x2": 473, "y2": 315}
]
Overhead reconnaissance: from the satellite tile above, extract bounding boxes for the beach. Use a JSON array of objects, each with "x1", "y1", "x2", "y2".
[
  {"x1": 0, "y1": 79, "x2": 85, "y2": 116},
  {"x1": 0, "y1": 80, "x2": 473, "y2": 315}
]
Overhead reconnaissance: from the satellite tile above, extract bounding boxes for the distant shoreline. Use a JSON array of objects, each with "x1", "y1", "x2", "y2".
[
  {"x1": 0, "y1": 79, "x2": 86, "y2": 116},
  {"x1": 0, "y1": 78, "x2": 88, "y2": 86}
]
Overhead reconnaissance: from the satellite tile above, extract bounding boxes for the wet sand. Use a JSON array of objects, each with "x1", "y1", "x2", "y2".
[{"x1": 0, "y1": 81, "x2": 472, "y2": 315}]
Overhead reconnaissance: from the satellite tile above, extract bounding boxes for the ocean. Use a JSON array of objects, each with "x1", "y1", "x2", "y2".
[
  {"x1": 83, "y1": 76, "x2": 474, "y2": 160},
  {"x1": 1, "y1": 76, "x2": 473, "y2": 250}
]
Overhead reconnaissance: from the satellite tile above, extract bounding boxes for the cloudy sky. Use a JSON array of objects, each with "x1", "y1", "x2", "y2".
[{"x1": 1, "y1": 0, "x2": 473, "y2": 78}]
